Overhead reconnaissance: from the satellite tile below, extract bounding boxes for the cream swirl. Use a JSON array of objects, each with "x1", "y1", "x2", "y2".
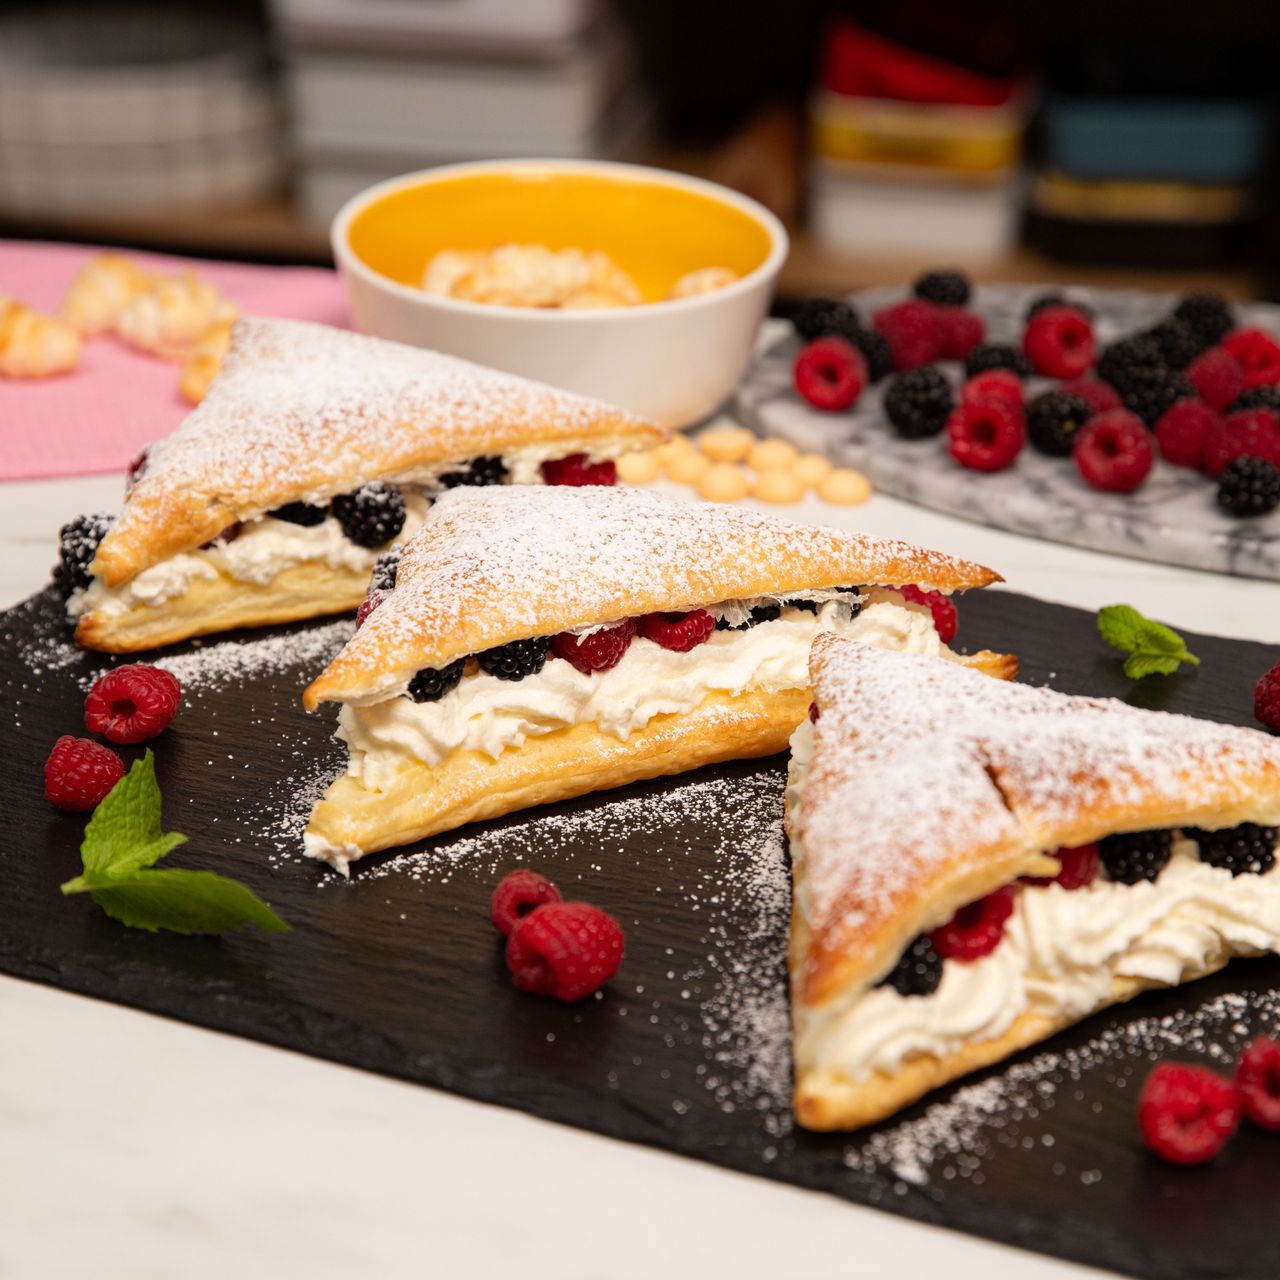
[
  {"x1": 339, "y1": 599, "x2": 943, "y2": 786},
  {"x1": 797, "y1": 840, "x2": 1280, "y2": 1084}
]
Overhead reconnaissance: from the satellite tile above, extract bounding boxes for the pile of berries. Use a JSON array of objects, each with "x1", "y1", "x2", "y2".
[
  {"x1": 44, "y1": 664, "x2": 182, "y2": 811},
  {"x1": 790, "y1": 272, "x2": 1280, "y2": 519}
]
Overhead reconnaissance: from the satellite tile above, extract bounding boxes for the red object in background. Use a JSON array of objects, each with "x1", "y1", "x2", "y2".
[{"x1": 821, "y1": 19, "x2": 1018, "y2": 107}]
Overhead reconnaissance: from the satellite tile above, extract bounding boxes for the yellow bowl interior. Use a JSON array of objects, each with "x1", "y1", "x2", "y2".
[{"x1": 345, "y1": 168, "x2": 776, "y2": 304}]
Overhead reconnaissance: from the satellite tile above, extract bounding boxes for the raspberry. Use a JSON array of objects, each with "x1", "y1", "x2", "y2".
[
  {"x1": 1023, "y1": 843, "x2": 1100, "y2": 890},
  {"x1": 1174, "y1": 292, "x2": 1234, "y2": 346},
  {"x1": 964, "y1": 343, "x2": 1033, "y2": 379},
  {"x1": 808, "y1": 701, "x2": 820, "y2": 722},
  {"x1": 270, "y1": 501, "x2": 328, "y2": 527},
  {"x1": 1186, "y1": 822, "x2": 1277, "y2": 877},
  {"x1": 54, "y1": 512, "x2": 113, "y2": 597},
  {"x1": 44, "y1": 735, "x2": 126, "y2": 812},
  {"x1": 1217, "y1": 457, "x2": 1280, "y2": 518},
  {"x1": 1237, "y1": 1037, "x2": 1280, "y2": 1130},
  {"x1": 884, "y1": 367, "x2": 952, "y2": 438},
  {"x1": 1099, "y1": 829, "x2": 1172, "y2": 884},
  {"x1": 1155, "y1": 399, "x2": 1219, "y2": 469},
  {"x1": 1026, "y1": 390, "x2": 1092, "y2": 457},
  {"x1": 1023, "y1": 305, "x2": 1096, "y2": 379},
  {"x1": 477, "y1": 637, "x2": 551, "y2": 681},
  {"x1": 408, "y1": 658, "x2": 465, "y2": 703},
  {"x1": 935, "y1": 307, "x2": 985, "y2": 361},
  {"x1": 1138, "y1": 1063, "x2": 1240, "y2": 1165},
  {"x1": 946, "y1": 398, "x2": 1026, "y2": 472},
  {"x1": 793, "y1": 337, "x2": 867, "y2": 411},
  {"x1": 1223, "y1": 327, "x2": 1280, "y2": 389},
  {"x1": 541, "y1": 454, "x2": 617, "y2": 486},
  {"x1": 370, "y1": 548, "x2": 401, "y2": 592},
  {"x1": 125, "y1": 447, "x2": 149, "y2": 492},
  {"x1": 873, "y1": 299, "x2": 945, "y2": 371},
  {"x1": 791, "y1": 297, "x2": 860, "y2": 342},
  {"x1": 897, "y1": 584, "x2": 958, "y2": 644},
  {"x1": 355, "y1": 591, "x2": 384, "y2": 628},
  {"x1": 930, "y1": 884, "x2": 1017, "y2": 961},
  {"x1": 962, "y1": 369, "x2": 1022, "y2": 409},
  {"x1": 506, "y1": 901, "x2": 624, "y2": 1001},
  {"x1": 1256, "y1": 662, "x2": 1280, "y2": 733},
  {"x1": 1202, "y1": 409, "x2": 1280, "y2": 478},
  {"x1": 1188, "y1": 346, "x2": 1246, "y2": 410},
  {"x1": 1073, "y1": 410, "x2": 1153, "y2": 493},
  {"x1": 439, "y1": 455, "x2": 508, "y2": 488},
  {"x1": 637, "y1": 609, "x2": 715, "y2": 652},
  {"x1": 331, "y1": 482, "x2": 407, "y2": 548},
  {"x1": 877, "y1": 934, "x2": 943, "y2": 997},
  {"x1": 552, "y1": 618, "x2": 636, "y2": 673},
  {"x1": 490, "y1": 869, "x2": 562, "y2": 936},
  {"x1": 1060, "y1": 377, "x2": 1123, "y2": 415},
  {"x1": 912, "y1": 269, "x2": 971, "y2": 307},
  {"x1": 84, "y1": 664, "x2": 181, "y2": 744}
]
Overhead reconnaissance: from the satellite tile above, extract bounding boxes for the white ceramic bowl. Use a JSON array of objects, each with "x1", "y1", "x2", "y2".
[{"x1": 331, "y1": 159, "x2": 788, "y2": 427}]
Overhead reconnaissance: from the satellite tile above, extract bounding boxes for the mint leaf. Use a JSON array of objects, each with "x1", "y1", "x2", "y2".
[
  {"x1": 1097, "y1": 604, "x2": 1199, "y2": 680},
  {"x1": 81, "y1": 752, "x2": 185, "y2": 877},
  {"x1": 62, "y1": 869, "x2": 290, "y2": 936}
]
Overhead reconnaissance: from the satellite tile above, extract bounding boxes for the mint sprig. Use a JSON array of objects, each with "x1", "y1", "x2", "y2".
[
  {"x1": 1097, "y1": 604, "x2": 1200, "y2": 680},
  {"x1": 61, "y1": 752, "x2": 289, "y2": 936}
]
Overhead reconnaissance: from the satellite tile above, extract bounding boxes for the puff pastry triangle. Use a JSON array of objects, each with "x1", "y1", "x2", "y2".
[{"x1": 789, "y1": 634, "x2": 1280, "y2": 1130}]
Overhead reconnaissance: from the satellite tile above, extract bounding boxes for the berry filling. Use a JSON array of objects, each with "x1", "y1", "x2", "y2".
[
  {"x1": 1021, "y1": 842, "x2": 1099, "y2": 890},
  {"x1": 541, "y1": 454, "x2": 617, "y2": 486},
  {"x1": 637, "y1": 609, "x2": 716, "y2": 652},
  {"x1": 930, "y1": 884, "x2": 1018, "y2": 961},
  {"x1": 552, "y1": 619, "x2": 636, "y2": 674}
]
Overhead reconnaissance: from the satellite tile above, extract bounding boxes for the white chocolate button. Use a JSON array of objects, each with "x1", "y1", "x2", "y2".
[
  {"x1": 698, "y1": 423, "x2": 754, "y2": 463},
  {"x1": 666, "y1": 450, "x2": 711, "y2": 484},
  {"x1": 696, "y1": 462, "x2": 750, "y2": 502},
  {"x1": 747, "y1": 437, "x2": 799, "y2": 471},
  {"x1": 753, "y1": 468, "x2": 806, "y2": 504},
  {"x1": 819, "y1": 467, "x2": 872, "y2": 505},
  {"x1": 793, "y1": 453, "x2": 833, "y2": 487},
  {"x1": 654, "y1": 434, "x2": 694, "y2": 466},
  {"x1": 616, "y1": 450, "x2": 660, "y2": 484}
]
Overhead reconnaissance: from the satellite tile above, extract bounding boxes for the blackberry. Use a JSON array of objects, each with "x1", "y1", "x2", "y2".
[
  {"x1": 477, "y1": 636, "x2": 551, "y2": 681},
  {"x1": 1097, "y1": 335, "x2": 1167, "y2": 398},
  {"x1": 884, "y1": 367, "x2": 953, "y2": 439},
  {"x1": 877, "y1": 935, "x2": 943, "y2": 998},
  {"x1": 1098, "y1": 829, "x2": 1173, "y2": 885},
  {"x1": 1124, "y1": 372, "x2": 1194, "y2": 428},
  {"x1": 1025, "y1": 293, "x2": 1094, "y2": 325},
  {"x1": 792, "y1": 297, "x2": 860, "y2": 342},
  {"x1": 789, "y1": 599, "x2": 818, "y2": 614},
  {"x1": 1173, "y1": 292, "x2": 1234, "y2": 346},
  {"x1": 1144, "y1": 318, "x2": 1205, "y2": 370},
  {"x1": 53, "y1": 512, "x2": 114, "y2": 596},
  {"x1": 370, "y1": 547, "x2": 402, "y2": 592},
  {"x1": 407, "y1": 657, "x2": 466, "y2": 704},
  {"x1": 269, "y1": 501, "x2": 328, "y2": 527},
  {"x1": 836, "y1": 587, "x2": 865, "y2": 618},
  {"x1": 1186, "y1": 823, "x2": 1278, "y2": 877},
  {"x1": 1027, "y1": 390, "x2": 1092, "y2": 457},
  {"x1": 331, "y1": 482, "x2": 407, "y2": 548},
  {"x1": 439, "y1": 456, "x2": 508, "y2": 488},
  {"x1": 1217, "y1": 456, "x2": 1280, "y2": 518},
  {"x1": 848, "y1": 326, "x2": 893, "y2": 382},
  {"x1": 716, "y1": 603, "x2": 782, "y2": 631},
  {"x1": 1228, "y1": 385, "x2": 1280, "y2": 414},
  {"x1": 913, "y1": 269, "x2": 971, "y2": 308},
  {"x1": 964, "y1": 343, "x2": 1033, "y2": 379}
]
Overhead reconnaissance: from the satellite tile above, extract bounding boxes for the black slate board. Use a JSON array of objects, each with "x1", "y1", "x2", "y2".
[{"x1": 4, "y1": 585, "x2": 1280, "y2": 1280}]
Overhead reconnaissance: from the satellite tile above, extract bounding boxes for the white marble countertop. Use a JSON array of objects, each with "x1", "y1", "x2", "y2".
[{"x1": 4, "y1": 464, "x2": 1275, "y2": 1280}]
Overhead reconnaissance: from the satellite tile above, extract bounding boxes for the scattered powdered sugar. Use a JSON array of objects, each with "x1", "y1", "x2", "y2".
[
  {"x1": 150, "y1": 620, "x2": 354, "y2": 692},
  {"x1": 12, "y1": 598, "x2": 84, "y2": 676}
]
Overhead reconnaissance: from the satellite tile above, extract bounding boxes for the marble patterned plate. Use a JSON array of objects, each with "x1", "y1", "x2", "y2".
[{"x1": 735, "y1": 285, "x2": 1280, "y2": 580}]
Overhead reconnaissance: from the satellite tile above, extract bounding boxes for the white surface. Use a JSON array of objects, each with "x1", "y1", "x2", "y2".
[{"x1": 6, "y1": 460, "x2": 1277, "y2": 1279}]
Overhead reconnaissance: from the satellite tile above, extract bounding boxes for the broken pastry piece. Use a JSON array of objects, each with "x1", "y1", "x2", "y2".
[
  {"x1": 302, "y1": 484, "x2": 1011, "y2": 873},
  {"x1": 788, "y1": 635, "x2": 1280, "y2": 1131},
  {"x1": 59, "y1": 316, "x2": 665, "y2": 653}
]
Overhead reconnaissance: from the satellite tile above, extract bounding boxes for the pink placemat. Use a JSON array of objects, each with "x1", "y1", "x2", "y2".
[{"x1": 0, "y1": 240, "x2": 348, "y2": 481}]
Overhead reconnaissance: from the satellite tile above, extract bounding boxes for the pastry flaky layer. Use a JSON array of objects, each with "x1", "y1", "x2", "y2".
[
  {"x1": 302, "y1": 484, "x2": 1005, "y2": 710},
  {"x1": 92, "y1": 315, "x2": 665, "y2": 588},
  {"x1": 789, "y1": 635, "x2": 1280, "y2": 1132}
]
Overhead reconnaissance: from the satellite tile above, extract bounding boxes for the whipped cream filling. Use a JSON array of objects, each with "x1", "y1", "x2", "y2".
[
  {"x1": 339, "y1": 598, "x2": 943, "y2": 788},
  {"x1": 69, "y1": 493, "x2": 429, "y2": 618},
  {"x1": 796, "y1": 834, "x2": 1280, "y2": 1085}
]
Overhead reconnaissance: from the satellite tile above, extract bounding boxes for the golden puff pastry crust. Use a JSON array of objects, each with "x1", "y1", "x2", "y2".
[
  {"x1": 789, "y1": 635, "x2": 1280, "y2": 1131},
  {"x1": 92, "y1": 316, "x2": 665, "y2": 589},
  {"x1": 303, "y1": 485, "x2": 1005, "y2": 710}
]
